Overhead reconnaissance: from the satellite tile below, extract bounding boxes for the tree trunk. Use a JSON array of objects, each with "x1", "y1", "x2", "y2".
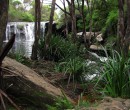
[
  {"x1": 123, "y1": 0, "x2": 130, "y2": 56},
  {"x1": 31, "y1": 0, "x2": 41, "y2": 60},
  {"x1": 117, "y1": 0, "x2": 130, "y2": 57},
  {"x1": 67, "y1": 0, "x2": 77, "y2": 42},
  {"x1": 63, "y1": 0, "x2": 69, "y2": 37},
  {"x1": 71, "y1": 0, "x2": 77, "y2": 42},
  {"x1": 88, "y1": 0, "x2": 93, "y2": 46},
  {"x1": 44, "y1": 0, "x2": 56, "y2": 52},
  {"x1": 117, "y1": 0, "x2": 125, "y2": 52},
  {"x1": 81, "y1": 0, "x2": 88, "y2": 48},
  {"x1": 0, "y1": 0, "x2": 9, "y2": 54}
]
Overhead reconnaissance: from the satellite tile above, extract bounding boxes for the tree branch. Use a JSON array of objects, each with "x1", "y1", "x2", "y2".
[{"x1": 55, "y1": 3, "x2": 70, "y2": 16}]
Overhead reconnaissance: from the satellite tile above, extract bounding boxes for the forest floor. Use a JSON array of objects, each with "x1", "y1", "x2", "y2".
[
  {"x1": 3, "y1": 55, "x2": 130, "y2": 110},
  {"x1": 23, "y1": 58, "x2": 130, "y2": 110}
]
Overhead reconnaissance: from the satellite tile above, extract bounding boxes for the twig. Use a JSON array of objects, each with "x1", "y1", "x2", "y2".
[
  {"x1": 0, "y1": 92, "x2": 6, "y2": 110},
  {"x1": 0, "y1": 89, "x2": 20, "y2": 110}
]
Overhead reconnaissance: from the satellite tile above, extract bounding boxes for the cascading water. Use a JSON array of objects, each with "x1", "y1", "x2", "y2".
[{"x1": 4, "y1": 22, "x2": 46, "y2": 57}]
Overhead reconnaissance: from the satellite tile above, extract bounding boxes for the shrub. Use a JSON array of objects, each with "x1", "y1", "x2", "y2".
[
  {"x1": 8, "y1": 52, "x2": 31, "y2": 66},
  {"x1": 47, "y1": 92, "x2": 73, "y2": 110},
  {"x1": 55, "y1": 57, "x2": 88, "y2": 84},
  {"x1": 96, "y1": 51, "x2": 130, "y2": 98},
  {"x1": 9, "y1": 2, "x2": 34, "y2": 22},
  {"x1": 15, "y1": 52, "x2": 25, "y2": 63},
  {"x1": 38, "y1": 36, "x2": 79, "y2": 61},
  {"x1": 21, "y1": 12, "x2": 34, "y2": 22},
  {"x1": 102, "y1": 9, "x2": 118, "y2": 35}
]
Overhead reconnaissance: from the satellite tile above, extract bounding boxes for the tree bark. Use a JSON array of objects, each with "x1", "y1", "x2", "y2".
[
  {"x1": 31, "y1": 0, "x2": 41, "y2": 60},
  {"x1": 0, "y1": 0, "x2": 9, "y2": 54},
  {"x1": 117, "y1": 0, "x2": 130, "y2": 57},
  {"x1": 63, "y1": 0, "x2": 69, "y2": 37},
  {"x1": 123, "y1": 0, "x2": 130, "y2": 56},
  {"x1": 71, "y1": 0, "x2": 77, "y2": 42},
  {"x1": 67, "y1": 0, "x2": 77, "y2": 42},
  {"x1": 117, "y1": 0, "x2": 125, "y2": 52},
  {"x1": 44, "y1": 0, "x2": 56, "y2": 52}
]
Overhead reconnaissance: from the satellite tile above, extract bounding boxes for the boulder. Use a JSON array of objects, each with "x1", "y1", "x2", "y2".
[
  {"x1": 96, "y1": 33, "x2": 103, "y2": 42},
  {"x1": 2, "y1": 57, "x2": 74, "y2": 104}
]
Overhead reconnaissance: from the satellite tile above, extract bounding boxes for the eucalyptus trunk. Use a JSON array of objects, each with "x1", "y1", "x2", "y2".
[
  {"x1": 117, "y1": 0, "x2": 125, "y2": 52},
  {"x1": 44, "y1": 0, "x2": 56, "y2": 51},
  {"x1": 117, "y1": 0, "x2": 130, "y2": 57},
  {"x1": 71, "y1": 0, "x2": 77, "y2": 42},
  {"x1": 31, "y1": 0, "x2": 41, "y2": 60},
  {"x1": 123, "y1": 0, "x2": 130, "y2": 56},
  {"x1": 67, "y1": 0, "x2": 77, "y2": 42},
  {"x1": 63, "y1": 0, "x2": 68, "y2": 37},
  {"x1": 0, "y1": 0, "x2": 9, "y2": 54},
  {"x1": 81, "y1": 0, "x2": 88, "y2": 48}
]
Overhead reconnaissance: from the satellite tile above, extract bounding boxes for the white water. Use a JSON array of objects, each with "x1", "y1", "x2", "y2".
[{"x1": 4, "y1": 22, "x2": 46, "y2": 57}]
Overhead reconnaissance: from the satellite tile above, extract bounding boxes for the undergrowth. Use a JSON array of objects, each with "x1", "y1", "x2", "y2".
[{"x1": 96, "y1": 50, "x2": 130, "y2": 98}]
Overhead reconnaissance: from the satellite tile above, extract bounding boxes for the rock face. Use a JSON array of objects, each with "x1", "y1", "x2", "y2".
[{"x1": 82, "y1": 97, "x2": 130, "y2": 110}]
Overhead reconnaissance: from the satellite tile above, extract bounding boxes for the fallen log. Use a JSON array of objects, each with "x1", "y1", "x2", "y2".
[{"x1": 2, "y1": 57, "x2": 74, "y2": 104}]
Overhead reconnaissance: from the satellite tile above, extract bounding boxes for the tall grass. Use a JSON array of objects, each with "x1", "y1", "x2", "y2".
[
  {"x1": 96, "y1": 50, "x2": 130, "y2": 98},
  {"x1": 38, "y1": 35, "x2": 79, "y2": 61},
  {"x1": 47, "y1": 91, "x2": 73, "y2": 110},
  {"x1": 55, "y1": 57, "x2": 89, "y2": 85}
]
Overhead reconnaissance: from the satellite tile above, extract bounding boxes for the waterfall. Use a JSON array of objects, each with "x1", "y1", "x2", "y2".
[{"x1": 5, "y1": 22, "x2": 46, "y2": 57}]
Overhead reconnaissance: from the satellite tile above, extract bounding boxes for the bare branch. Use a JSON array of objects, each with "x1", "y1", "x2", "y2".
[
  {"x1": 0, "y1": 93, "x2": 6, "y2": 110},
  {"x1": 1, "y1": 89, "x2": 20, "y2": 110},
  {"x1": 0, "y1": 34, "x2": 15, "y2": 63},
  {"x1": 66, "y1": 0, "x2": 71, "y2": 6},
  {"x1": 55, "y1": 3, "x2": 70, "y2": 16}
]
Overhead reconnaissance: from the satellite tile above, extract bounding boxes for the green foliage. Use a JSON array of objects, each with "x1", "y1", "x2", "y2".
[
  {"x1": 8, "y1": 52, "x2": 31, "y2": 66},
  {"x1": 9, "y1": 0, "x2": 57, "y2": 22},
  {"x1": 29, "y1": 3, "x2": 58, "y2": 21},
  {"x1": 105, "y1": 10, "x2": 118, "y2": 27},
  {"x1": 74, "y1": 93, "x2": 91, "y2": 110},
  {"x1": 77, "y1": 19, "x2": 85, "y2": 31},
  {"x1": 56, "y1": 12, "x2": 70, "y2": 29},
  {"x1": 102, "y1": 9, "x2": 118, "y2": 34},
  {"x1": 105, "y1": 35, "x2": 117, "y2": 48},
  {"x1": 55, "y1": 57, "x2": 88, "y2": 83},
  {"x1": 38, "y1": 37, "x2": 45, "y2": 58},
  {"x1": 47, "y1": 92, "x2": 73, "y2": 110},
  {"x1": 9, "y1": 1, "x2": 34, "y2": 22},
  {"x1": 91, "y1": 9, "x2": 106, "y2": 31},
  {"x1": 20, "y1": 12, "x2": 34, "y2": 21},
  {"x1": 12, "y1": 0, "x2": 21, "y2": 5},
  {"x1": 41, "y1": 5, "x2": 57, "y2": 21},
  {"x1": 38, "y1": 36, "x2": 79, "y2": 61},
  {"x1": 15, "y1": 52, "x2": 25, "y2": 63},
  {"x1": 96, "y1": 51, "x2": 130, "y2": 98}
]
